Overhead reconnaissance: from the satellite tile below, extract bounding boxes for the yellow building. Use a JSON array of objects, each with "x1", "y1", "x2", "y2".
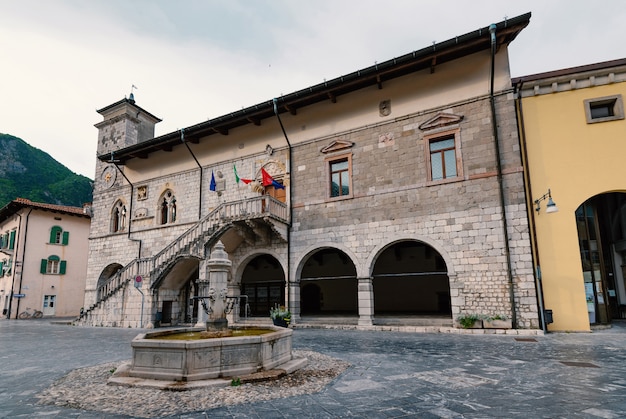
[{"x1": 515, "y1": 59, "x2": 626, "y2": 331}]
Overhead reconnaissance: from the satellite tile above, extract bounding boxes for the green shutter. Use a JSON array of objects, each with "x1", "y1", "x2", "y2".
[
  {"x1": 40, "y1": 259, "x2": 47, "y2": 274},
  {"x1": 62, "y1": 231, "x2": 69, "y2": 245},
  {"x1": 59, "y1": 260, "x2": 67, "y2": 275},
  {"x1": 0, "y1": 261, "x2": 3, "y2": 276},
  {"x1": 9, "y1": 231, "x2": 15, "y2": 249}
]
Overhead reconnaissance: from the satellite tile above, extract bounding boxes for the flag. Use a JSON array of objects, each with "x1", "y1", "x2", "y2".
[
  {"x1": 210, "y1": 171, "x2": 216, "y2": 191},
  {"x1": 234, "y1": 165, "x2": 252, "y2": 184},
  {"x1": 261, "y1": 168, "x2": 285, "y2": 189}
]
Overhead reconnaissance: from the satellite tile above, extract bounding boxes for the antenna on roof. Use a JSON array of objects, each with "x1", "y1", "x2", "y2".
[{"x1": 129, "y1": 84, "x2": 138, "y2": 102}]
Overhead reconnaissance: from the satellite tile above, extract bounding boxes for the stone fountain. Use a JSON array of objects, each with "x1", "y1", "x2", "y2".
[{"x1": 113, "y1": 242, "x2": 303, "y2": 384}]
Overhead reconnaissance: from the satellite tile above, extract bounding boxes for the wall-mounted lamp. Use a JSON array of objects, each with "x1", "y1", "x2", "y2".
[{"x1": 535, "y1": 189, "x2": 559, "y2": 214}]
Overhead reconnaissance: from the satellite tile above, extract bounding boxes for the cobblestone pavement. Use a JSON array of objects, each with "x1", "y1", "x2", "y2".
[{"x1": 2, "y1": 319, "x2": 626, "y2": 418}]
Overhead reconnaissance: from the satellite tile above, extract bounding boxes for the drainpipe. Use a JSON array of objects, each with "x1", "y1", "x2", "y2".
[
  {"x1": 10, "y1": 208, "x2": 32, "y2": 319},
  {"x1": 180, "y1": 128, "x2": 204, "y2": 219},
  {"x1": 273, "y1": 98, "x2": 293, "y2": 318},
  {"x1": 515, "y1": 80, "x2": 548, "y2": 333},
  {"x1": 111, "y1": 162, "x2": 142, "y2": 258},
  {"x1": 489, "y1": 23, "x2": 517, "y2": 328}
]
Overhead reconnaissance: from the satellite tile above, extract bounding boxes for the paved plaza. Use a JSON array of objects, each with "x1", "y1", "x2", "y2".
[{"x1": 1, "y1": 319, "x2": 626, "y2": 418}]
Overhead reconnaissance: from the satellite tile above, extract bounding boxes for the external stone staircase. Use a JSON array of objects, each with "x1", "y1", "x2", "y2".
[{"x1": 74, "y1": 196, "x2": 288, "y2": 325}]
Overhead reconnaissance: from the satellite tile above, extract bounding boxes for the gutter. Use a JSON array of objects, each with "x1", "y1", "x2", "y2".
[
  {"x1": 111, "y1": 161, "x2": 142, "y2": 259},
  {"x1": 514, "y1": 80, "x2": 548, "y2": 333},
  {"x1": 489, "y1": 23, "x2": 517, "y2": 328},
  {"x1": 273, "y1": 98, "x2": 294, "y2": 320},
  {"x1": 181, "y1": 128, "x2": 203, "y2": 219}
]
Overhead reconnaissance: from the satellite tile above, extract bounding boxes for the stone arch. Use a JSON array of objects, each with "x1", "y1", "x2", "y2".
[
  {"x1": 151, "y1": 255, "x2": 201, "y2": 326},
  {"x1": 294, "y1": 242, "x2": 363, "y2": 280},
  {"x1": 370, "y1": 239, "x2": 451, "y2": 317},
  {"x1": 239, "y1": 253, "x2": 286, "y2": 317},
  {"x1": 96, "y1": 263, "x2": 123, "y2": 300},
  {"x1": 366, "y1": 235, "x2": 455, "y2": 277},
  {"x1": 298, "y1": 246, "x2": 358, "y2": 316}
]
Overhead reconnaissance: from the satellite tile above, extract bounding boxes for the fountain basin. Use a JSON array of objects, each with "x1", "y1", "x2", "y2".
[{"x1": 128, "y1": 325, "x2": 293, "y2": 381}]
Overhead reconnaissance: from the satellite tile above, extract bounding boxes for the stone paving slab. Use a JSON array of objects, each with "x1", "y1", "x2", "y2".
[{"x1": 2, "y1": 318, "x2": 626, "y2": 418}]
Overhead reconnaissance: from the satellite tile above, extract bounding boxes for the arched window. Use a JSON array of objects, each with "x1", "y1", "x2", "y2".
[
  {"x1": 112, "y1": 201, "x2": 127, "y2": 233},
  {"x1": 159, "y1": 191, "x2": 177, "y2": 225},
  {"x1": 49, "y1": 226, "x2": 69, "y2": 245}
]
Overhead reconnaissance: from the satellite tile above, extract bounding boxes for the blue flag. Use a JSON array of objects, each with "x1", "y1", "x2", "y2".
[{"x1": 210, "y1": 171, "x2": 216, "y2": 191}]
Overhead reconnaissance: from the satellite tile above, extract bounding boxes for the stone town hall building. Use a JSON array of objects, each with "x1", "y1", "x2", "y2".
[{"x1": 76, "y1": 13, "x2": 540, "y2": 330}]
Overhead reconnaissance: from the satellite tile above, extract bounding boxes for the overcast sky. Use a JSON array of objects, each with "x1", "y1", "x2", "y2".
[{"x1": 1, "y1": 0, "x2": 624, "y2": 179}]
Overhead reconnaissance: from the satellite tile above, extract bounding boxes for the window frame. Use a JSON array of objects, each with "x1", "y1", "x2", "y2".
[
  {"x1": 111, "y1": 200, "x2": 127, "y2": 233},
  {"x1": 159, "y1": 190, "x2": 177, "y2": 225},
  {"x1": 325, "y1": 153, "x2": 353, "y2": 201},
  {"x1": 424, "y1": 128, "x2": 463, "y2": 185},
  {"x1": 584, "y1": 94, "x2": 624, "y2": 124},
  {"x1": 40, "y1": 255, "x2": 66, "y2": 275}
]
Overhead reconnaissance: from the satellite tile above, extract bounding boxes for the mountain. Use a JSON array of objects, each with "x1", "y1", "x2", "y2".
[{"x1": 0, "y1": 133, "x2": 93, "y2": 208}]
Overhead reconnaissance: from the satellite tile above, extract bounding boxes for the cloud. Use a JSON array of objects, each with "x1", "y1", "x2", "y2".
[{"x1": 0, "y1": 0, "x2": 624, "y2": 178}]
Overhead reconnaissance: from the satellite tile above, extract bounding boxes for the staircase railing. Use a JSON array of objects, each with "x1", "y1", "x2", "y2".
[{"x1": 77, "y1": 196, "x2": 287, "y2": 322}]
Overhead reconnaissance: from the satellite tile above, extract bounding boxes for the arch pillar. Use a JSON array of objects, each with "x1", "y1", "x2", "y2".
[
  {"x1": 358, "y1": 277, "x2": 374, "y2": 326},
  {"x1": 289, "y1": 281, "x2": 301, "y2": 323}
]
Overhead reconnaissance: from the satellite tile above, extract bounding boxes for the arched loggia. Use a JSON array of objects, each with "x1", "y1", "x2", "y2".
[{"x1": 372, "y1": 240, "x2": 451, "y2": 317}]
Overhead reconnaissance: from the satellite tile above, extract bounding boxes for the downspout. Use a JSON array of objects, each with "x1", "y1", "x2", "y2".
[
  {"x1": 515, "y1": 80, "x2": 547, "y2": 332},
  {"x1": 112, "y1": 162, "x2": 142, "y2": 258},
  {"x1": 180, "y1": 128, "x2": 204, "y2": 218},
  {"x1": 489, "y1": 23, "x2": 517, "y2": 328},
  {"x1": 11, "y1": 208, "x2": 32, "y2": 319},
  {"x1": 273, "y1": 98, "x2": 293, "y2": 318}
]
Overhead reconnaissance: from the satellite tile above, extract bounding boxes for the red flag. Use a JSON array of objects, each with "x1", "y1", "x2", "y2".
[{"x1": 261, "y1": 168, "x2": 285, "y2": 189}]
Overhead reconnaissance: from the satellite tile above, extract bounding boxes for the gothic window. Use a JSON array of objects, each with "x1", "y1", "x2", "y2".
[
  {"x1": 112, "y1": 200, "x2": 127, "y2": 233},
  {"x1": 159, "y1": 191, "x2": 177, "y2": 225}
]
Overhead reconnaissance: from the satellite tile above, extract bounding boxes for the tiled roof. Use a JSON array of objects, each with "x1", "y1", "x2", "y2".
[{"x1": 0, "y1": 198, "x2": 91, "y2": 224}]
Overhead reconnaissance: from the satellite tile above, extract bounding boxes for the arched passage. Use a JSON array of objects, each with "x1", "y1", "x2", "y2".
[
  {"x1": 240, "y1": 254, "x2": 285, "y2": 317},
  {"x1": 576, "y1": 192, "x2": 626, "y2": 325},
  {"x1": 372, "y1": 240, "x2": 451, "y2": 316},
  {"x1": 299, "y1": 248, "x2": 358, "y2": 316},
  {"x1": 154, "y1": 257, "x2": 200, "y2": 326},
  {"x1": 96, "y1": 263, "x2": 123, "y2": 300}
]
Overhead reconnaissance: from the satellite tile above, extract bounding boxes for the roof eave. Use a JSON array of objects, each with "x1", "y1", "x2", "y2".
[{"x1": 98, "y1": 12, "x2": 531, "y2": 164}]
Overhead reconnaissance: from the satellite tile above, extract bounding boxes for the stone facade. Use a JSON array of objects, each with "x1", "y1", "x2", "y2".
[{"x1": 77, "y1": 14, "x2": 539, "y2": 330}]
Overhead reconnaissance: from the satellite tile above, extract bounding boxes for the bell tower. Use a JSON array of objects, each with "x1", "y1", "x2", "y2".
[{"x1": 94, "y1": 93, "x2": 162, "y2": 156}]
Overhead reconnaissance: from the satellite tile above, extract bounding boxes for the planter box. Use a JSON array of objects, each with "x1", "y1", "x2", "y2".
[
  {"x1": 457, "y1": 320, "x2": 483, "y2": 329},
  {"x1": 483, "y1": 319, "x2": 512, "y2": 329}
]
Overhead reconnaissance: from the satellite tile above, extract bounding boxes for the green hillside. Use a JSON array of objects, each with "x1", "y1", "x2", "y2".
[{"x1": 0, "y1": 133, "x2": 93, "y2": 208}]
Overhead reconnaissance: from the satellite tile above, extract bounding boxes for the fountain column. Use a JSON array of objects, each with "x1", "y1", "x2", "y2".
[
  {"x1": 195, "y1": 260, "x2": 208, "y2": 327},
  {"x1": 205, "y1": 241, "x2": 232, "y2": 331}
]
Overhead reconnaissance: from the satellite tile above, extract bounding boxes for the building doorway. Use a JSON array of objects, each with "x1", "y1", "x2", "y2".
[
  {"x1": 43, "y1": 295, "x2": 56, "y2": 316},
  {"x1": 576, "y1": 192, "x2": 626, "y2": 324}
]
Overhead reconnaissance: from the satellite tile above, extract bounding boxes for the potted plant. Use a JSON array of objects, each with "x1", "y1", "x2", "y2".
[
  {"x1": 456, "y1": 313, "x2": 483, "y2": 329},
  {"x1": 270, "y1": 305, "x2": 291, "y2": 327},
  {"x1": 483, "y1": 314, "x2": 512, "y2": 329}
]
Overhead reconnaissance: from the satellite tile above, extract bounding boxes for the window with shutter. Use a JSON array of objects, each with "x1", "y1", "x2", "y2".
[
  {"x1": 9, "y1": 231, "x2": 15, "y2": 249},
  {"x1": 50, "y1": 226, "x2": 62, "y2": 244}
]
